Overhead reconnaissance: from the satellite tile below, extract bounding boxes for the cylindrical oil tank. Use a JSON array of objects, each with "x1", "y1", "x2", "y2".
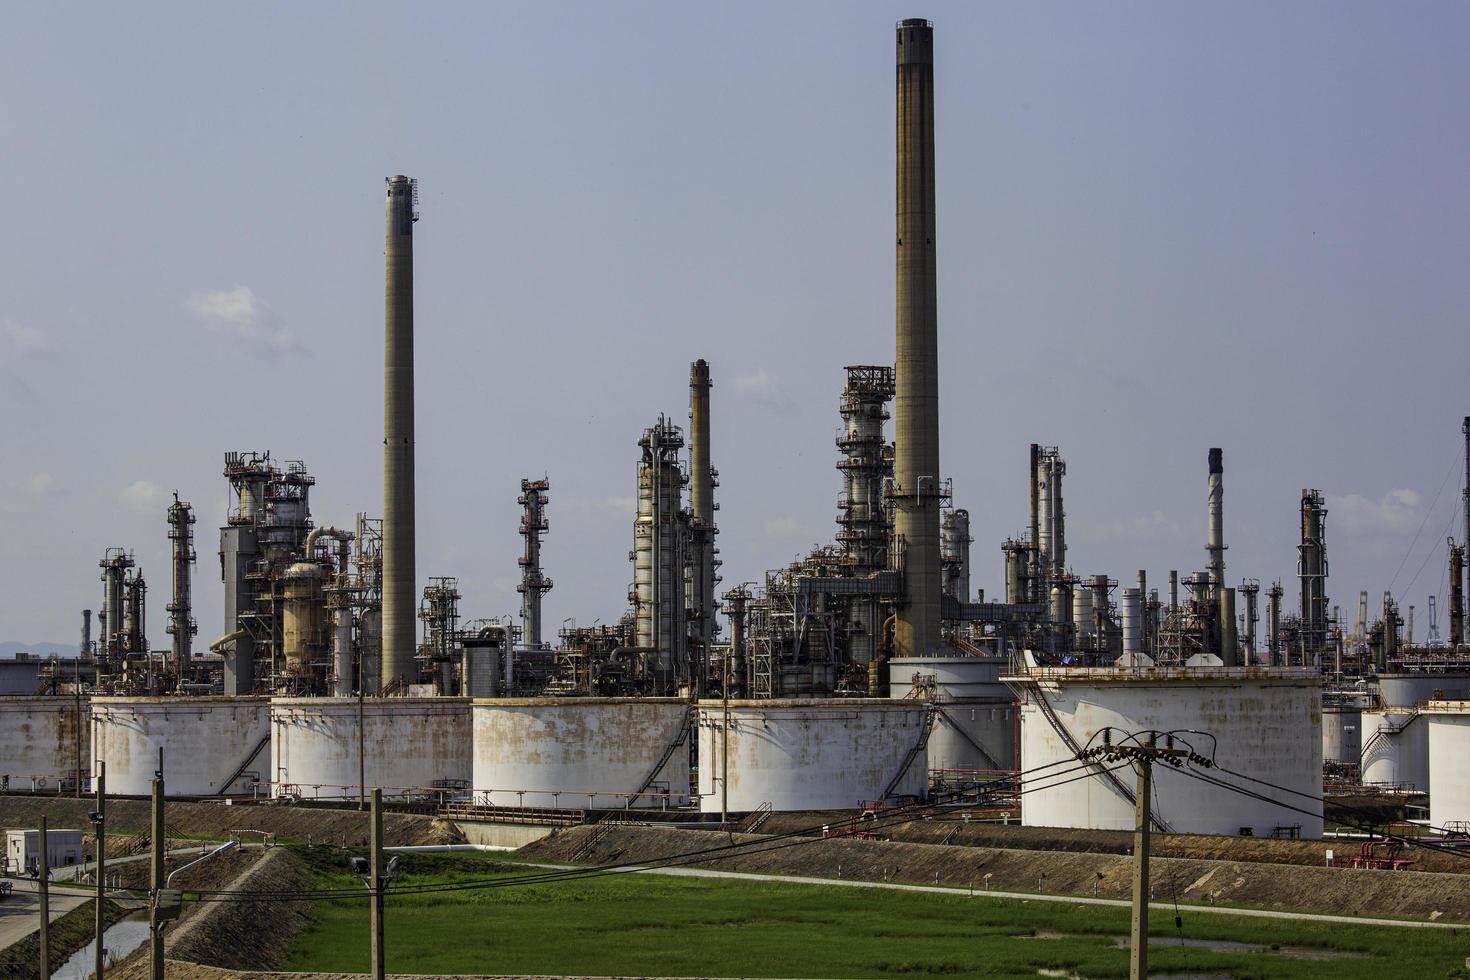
[
  {"x1": 696, "y1": 699, "x2": 929, "y2": 812},
  {"x1": 888, "y1": 658, "x2": 1015, "y2": 775},
  {"x1": 1320, "y1": 703, "x2": 1362, "y2": 766},
  {"x1": 92, "y1": 697, "x2": 270, "y2": 796},
  {"x1": 282, "y1": 562, "x2": 326, "y2": 679},
  {"x1": 1359, "y1": 708, "x2": 1427, "y2": 790},
  {"x1": 1423, "y1": 702, "x2": 1470, "y2": 825},
  {"x1": 461, "y1": 627, "x2": 507, "y2": 698},
  {"x1": 1374, "y1": 673, "x2": 1470, "y2": 709},
  {"x1": 1072, "y1": 590, "x2": 1095, "y2": 645},
  {"x1": 1017, "y1": 670, "x2": 1322, "y2": 837},
  {"x1": 472, "y1": 698, "x2": 690, "y2": 808},
  {"x1": 0, "y1": 697, "x2": 90, "y2": 787},
  {"x1": 270, "y1": 697, "x2": 469, "y2": 799}
]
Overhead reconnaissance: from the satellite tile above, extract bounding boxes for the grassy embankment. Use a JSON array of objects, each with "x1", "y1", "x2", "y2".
[
  {"x1": 0, "y1": 897, "x2": 130, "y2": 980},
  {"x1": 282, "y1": 851, "x2": 1470, "y2": 978}
]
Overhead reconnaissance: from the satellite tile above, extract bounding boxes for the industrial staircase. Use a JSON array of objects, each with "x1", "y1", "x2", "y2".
[
  {"x1": 1022, "y1": 678, "x2": 1172, "y2": 833},
  {"x1": 631, "y1": 706, "x2": 693, "y2": 804},
  {"x1": 739, "y1": 801, "x2": 773, "y2": 833},
  {"x1": 570, "y1": 821, "x2": 617, "y2": 863},
  {"x1": 881, "y1": 705, "x2": 938, "y2": 800},
  {"x1": 217, "y1": 734, "x2": 270, "y2": 795}
]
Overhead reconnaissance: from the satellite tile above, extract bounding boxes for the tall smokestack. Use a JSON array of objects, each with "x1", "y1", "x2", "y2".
[
  {"x1": 893, "y1": 18, "x2": 942, "y2": 658},
  {"x1": 1463, "y1": 416, "x2": 1469, "y2": 572},
  {"x1": 382, "y1": 175, "x2": 418, "y2": 692},
  {"x1": 689, "y1": 359, "x2": 718, "y2": 677},
  {"x1": 1206, "y1": 448, "x2": 1225, "y2": 593}
]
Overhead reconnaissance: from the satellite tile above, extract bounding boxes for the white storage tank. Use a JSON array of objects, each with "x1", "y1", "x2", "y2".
[
  {"x1": 1359, "y1": 708, "x2": 1427, "y2": 790},
  {"x1": 1421, "y1": 701, "x2": 1470, "y2": 826},
  {"x1": 271, "y1": 697, "x2": 470, "y2": 800},
  {"x1": 472, "y1": 698, "x2": 690, "y2": 808},
  {"x1": 1010, "y1": 665, "x2": 1322, "y2": 837},
  {"x1": 0, "y1": 697, "x2": 89, "y2": 789},
  {"x1": 92, "y1": 696, "x2": 270, "y2": 796},
  {"x1": 1321, "y1": 702, "x2": 1363, "y2": 766},
  {"x1": 697, "y1": 699, "x2": 929, "y2": 813},
  {"x1": 889, "y1": 657, "x2": 1016, "y2": 775},
  {"x1": 1374, "y1": 672, "x2": 1470, "y2": 709}
]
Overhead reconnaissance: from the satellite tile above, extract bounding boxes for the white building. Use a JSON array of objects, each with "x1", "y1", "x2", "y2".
[{"x1": 5, "y1": 828, "x2": 84, "y2": 875}]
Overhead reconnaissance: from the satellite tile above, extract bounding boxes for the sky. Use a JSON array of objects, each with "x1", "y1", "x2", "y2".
[{"x1": 1, "y1": 1, "x2": 1467, "y2": 650}]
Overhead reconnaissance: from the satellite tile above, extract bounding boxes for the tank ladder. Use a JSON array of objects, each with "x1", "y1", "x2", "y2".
[
  {"x1": 217, "y1": 733, "x2": 270, "y2": 795},
  {"x1": 1024, "y1": 679, "x2": 1172, "y2": 833},
  {"x1": 631, "y1": 705, "x2": 693, "y2": 803},
  {"x1": 881, "y1": 704, "x2": 938, "y2": 800}
]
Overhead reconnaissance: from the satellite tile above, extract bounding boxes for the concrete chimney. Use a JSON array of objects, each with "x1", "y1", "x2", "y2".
[
  {"x1": 1206, "y1": 448, "x2": 1225, "y2": 593},
  {"x1": 892, "y1": 18, "x2": 942, "y2": 658},
  {"x1": 689, "y1": 359, "x2": 718, "y2": 673},
  {"x1": 382, "y1": 175, "x2": 418, "y2": 691}
]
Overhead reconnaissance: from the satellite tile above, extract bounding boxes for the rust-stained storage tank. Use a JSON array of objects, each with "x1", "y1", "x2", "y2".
[
  {"x1": 697, "y1": 699, "x2": 929, "y2": 812},
  {"x1": 271, "y1": 697, "x2": 470, "y2": 800},
  {"x1": 0, "y1": 697, "x2": 89, "y2": 789},
  {"x1": 92, "y1": 696, "x2": 269, "y2": 796},
  {"x1": 471, "y1": 698, "x2": 690, "y2": 808}
]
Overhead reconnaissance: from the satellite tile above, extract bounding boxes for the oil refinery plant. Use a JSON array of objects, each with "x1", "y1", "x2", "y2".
[{"x1": 6, "y1": 18, "x2": 1470, "y2": 848}]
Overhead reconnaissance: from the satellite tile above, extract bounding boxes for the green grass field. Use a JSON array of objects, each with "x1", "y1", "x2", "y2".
[{"x1": 283, "y1": 852, "x2": 1470, "y2": 978}]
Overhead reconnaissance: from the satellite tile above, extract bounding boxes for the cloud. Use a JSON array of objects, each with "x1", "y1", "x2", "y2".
[
  {"x1": 0, "y1": 319, "x2": 52, "y2": 356},
  {"x1": 0, "y1": 473, "x2": 56, "y2": 515},
  {"x1": 119, "y1": 480, "x2": 167, "y2": 515},
  {"x1": 562, "y1": 493, "x2": 637, "y2": 517},
  {"x1": 730, "y1": 368, "x2": 797, "y2": 416},
  {"x1": 491, "y1": 575, "x2": 518, "y2": 595},
  {"x1": 23, "y1": 474, "x2": 54, "y2": 495},
  {"x1": 1081, "y1": 509, "x2": 1182, "y2": 543},
  {"x1": 1328, "y1": 489, "x2": 1424, "y2": 535},
  {"x1": 185, "y1": 285, "x2": 304, "y2": 356}
]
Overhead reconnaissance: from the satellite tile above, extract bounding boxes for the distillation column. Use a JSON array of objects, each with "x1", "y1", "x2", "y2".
[
  {"x1": 892, "y1": 18, "x2": 942, "y2": 658},
  {"x1": 1449, "y1": 542, "x2": 1465, "y2": 649},
  {"x1": 166, "y1": 495, "x2": 197, "y2": 678},
  {"x1": 633, "y1": 418, "x2": 688, "y2": 691},
  {"x1": 688, "y1": 359, "x2": 719, "y2": 678},
  {"x1": 517, "y1": 479, "x2": 553, "y2": 648},
  {"x1": 1299, "y1": 489, "x2": 1329, "y2": 661},
  {"x1": 941, "y1": 507, "x2": 972, "y2": 602},
  {"x1": 382, "y1": 175, "x2": 419, "y2": 692},
  {"x1": 1206, "y1": 448, "x2": 1226, "y2": 595},
  {"x1": 837, "y1": 365, "x2": 896, "y2": 667}
]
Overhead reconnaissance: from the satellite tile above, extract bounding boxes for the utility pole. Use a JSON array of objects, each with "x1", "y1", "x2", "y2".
[
  {"x1": 1129, "y1": 758, "x2": 1151, "y2": 980},
  {"x1": 370, "y1": 787, "x2": 384, "y2": 980},
  {"x1": 358, "y1": 647, "x2": 367, "y2": 812},
  {"x1": 721, "y1": 650, "x2": 730, "y2": 828},
  {"x1": 94, "y1": 760, "x2": 106, "y2": 980},
  {"x1": 38, "y1": 816, "x2": 50, "y2": 978},
  {"x1": 1078, "y1": 732, "x2": 1200, "y2": 980},
  {"x1": 74, "y1": 658, "x2": 83, "y2": 798},
  {"x1": 150, "y1": 772, "x2": 165, "y2": 980}
]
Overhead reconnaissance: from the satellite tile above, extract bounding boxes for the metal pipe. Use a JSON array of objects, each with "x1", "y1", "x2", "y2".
[
  {"x1": 382, "y1": 174, "x2": 418, "y2": 693},
  {"x1": 1206, "y1": 448, "x2": 1225, "y2": 594},
  {"x1": 892, "y1": 17, "x2": 941, "y2": 659}
]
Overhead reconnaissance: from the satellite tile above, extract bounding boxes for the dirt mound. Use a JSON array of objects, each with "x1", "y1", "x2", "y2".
[
  {"x1": 523, "y1": 824, "x2": 1470, "y2": 923},
  {"x1": 754, "y1": 810, "x2": 1470, "y2": 873},
  {"x1": 0, "y1": 796, "x2": 464, "y2": 847}
]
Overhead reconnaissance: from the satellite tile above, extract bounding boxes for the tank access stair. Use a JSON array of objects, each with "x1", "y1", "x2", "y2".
[
  {"x1": 1019, "y1": 677, "x2": 1172, "y2": 833},
  {"x1": 881, "y1": 704, "x2": 938, "y2": 800},
  {"x1": 631, "y1": 706, "x2": 694, "y2": 804},
  {"x1": 217, "y1": 734, "x2": 271, "y2": 796}
]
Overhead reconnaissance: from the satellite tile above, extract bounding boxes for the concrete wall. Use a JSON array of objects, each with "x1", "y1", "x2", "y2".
[
  {"x1": 92, "y1": 696, "x2": 269, "y2": 796},
  {"x1": 471, "y1": 698, "x2": 690, "y2": 808},
  {"x1": 271, "y1": 697, "x2": 470, "y2": 799},
  {"x1": 1359, "y1": 708, "x2": 1427, "y2": 790},
  {"x1": 1424, "y1": 704, "x2": 1470, "y2": 826},
  {"x1": 697, "y1": 700, "x2": 929, "y2": 812},
  {"x1": 1018, "y1": 673, "x2": 1322, "y2": 837},
  {"x1": 0, "y1": 697, "x2": 89, "y2": 786}
]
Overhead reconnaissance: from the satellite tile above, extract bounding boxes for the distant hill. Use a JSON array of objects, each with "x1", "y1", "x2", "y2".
[{"x1": 0, "y1": 642, "x2": 77, "y2": 659}]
